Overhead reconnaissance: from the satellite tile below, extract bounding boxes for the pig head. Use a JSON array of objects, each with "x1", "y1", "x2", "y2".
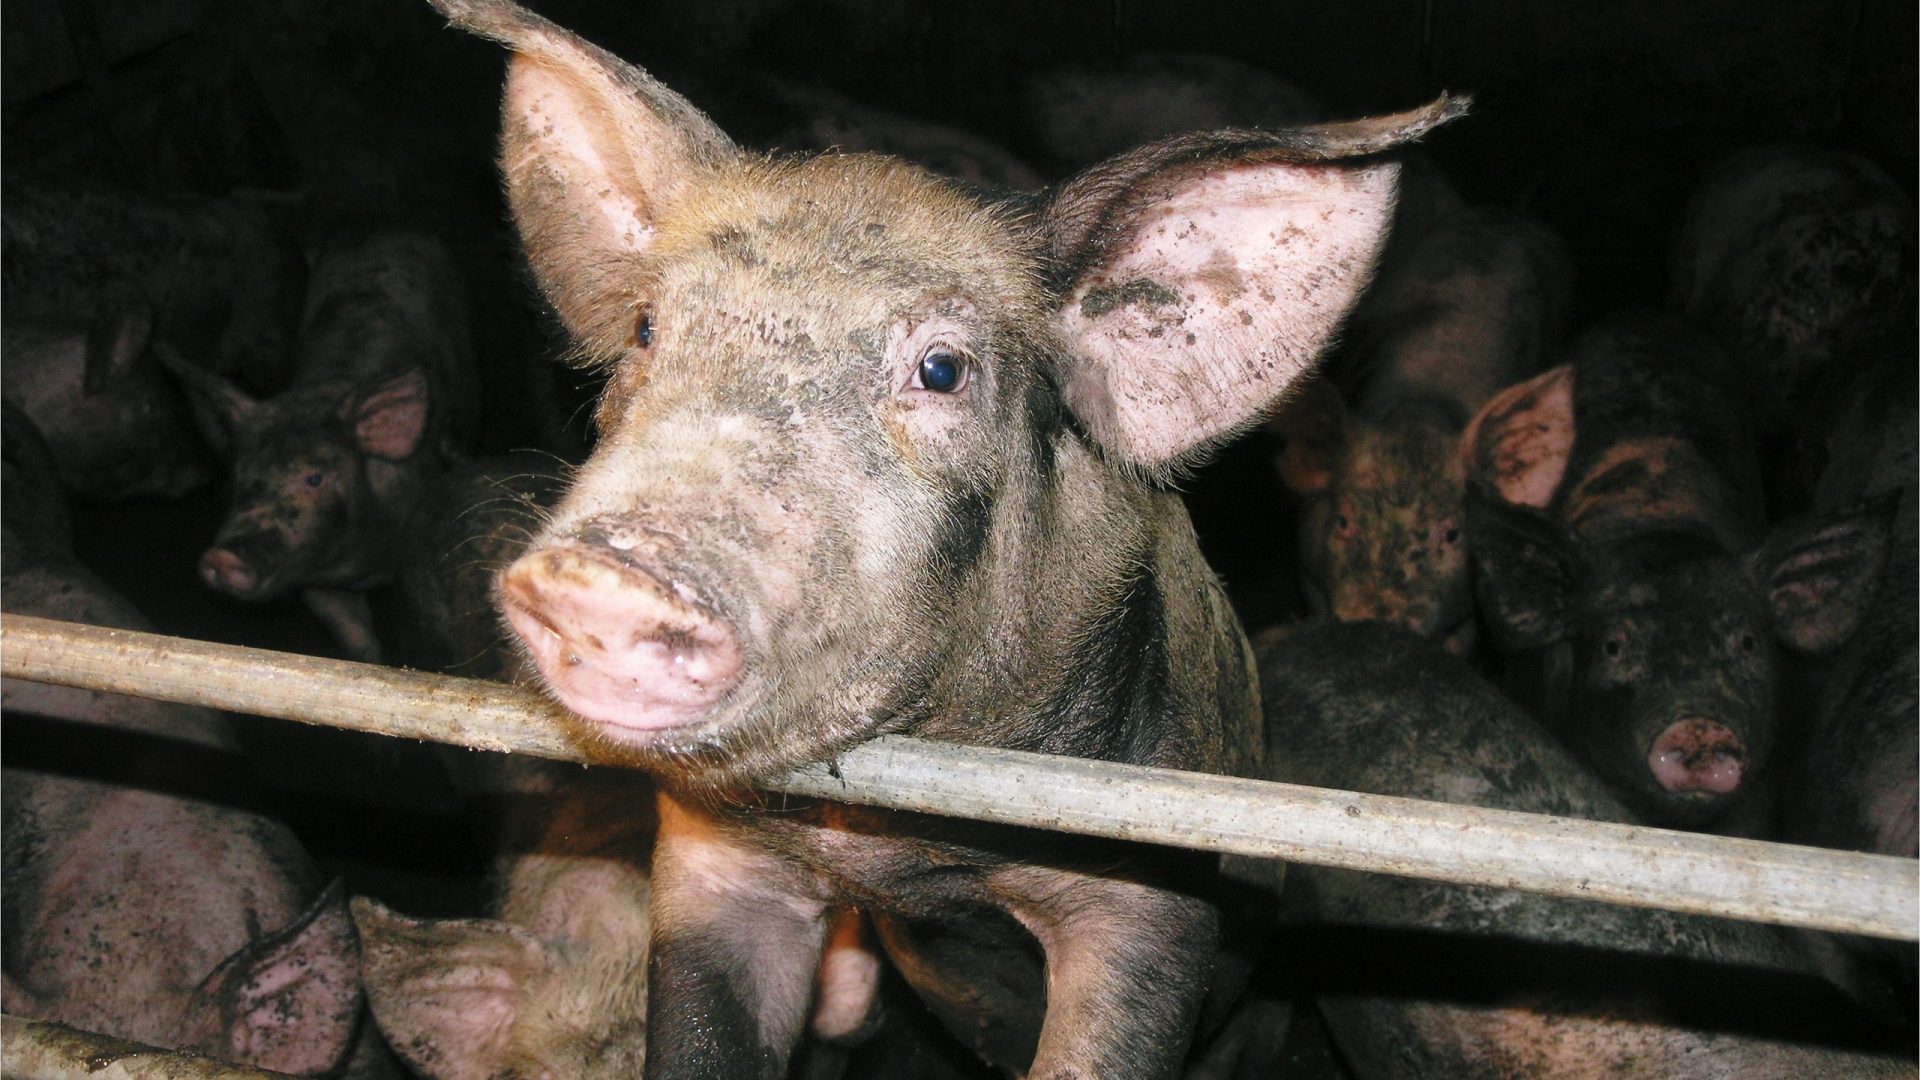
[
  {"x1": 1469, "y1": 490, "x2": 1892, "y2": 829},
  {"x1": 436, "y1": 0, "x2": 1461, "y2": 1074}
]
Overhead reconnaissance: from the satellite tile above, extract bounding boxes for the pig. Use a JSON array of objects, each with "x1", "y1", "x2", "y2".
[
  {"x1": 429, "y1": 0, "x2": 1464, "y2": 1075},
  {"x1": 1668, "y1": 145, "x2": 1916, "y2": 441},
  {"x1": 1240, "y1": 621, "x2": 1915, "y2": 1078},
  {"x1": 1, "y1": 411, "x2": 364, "y2": 1075},
  {"x1": 2, "y1": 177, "x2": 308, "y2": 393},
  {"x1": 1, "y1": 305, "x2": 210, "y2": 500},
  {"x1": 1272, "y1": 207, "x2": 1571, "y2": 652},
  {"x1": 353, "y1": 763, "x2": 656, "y2": 1080},
  {"x1": 1775, "y1": 353, "x2": 1918, "y2": 1020},
  {"x1": 164, "y1": 231, "x2": 479, "y2": 664},
  {"x1": 1464, "y1": 310, "x2": 1893, "y2": 833}
]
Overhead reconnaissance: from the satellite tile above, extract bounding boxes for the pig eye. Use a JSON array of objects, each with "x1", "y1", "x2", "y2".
[
  {"x1": 1739, "y1": 633, "x2": 1758, "y2": 654},
  {"x1": 304, "y1": 471, "x2": 327, "y2": 489},
  {"x1": 914, "y1": 350, "x2": 969, "y2": 393},
  {"x1": 1335, "y1": 514, "x2": 1352, "y2": 533},
  {"x1": 1443, "y1": 527, "x2": 1460, "y2": 544},
  {"x1": 1603, "y1": 638, "x2": 1623, "y2": 659},
  {"x1": 634, "y1": 308, "x2": 654, "y2": 349}
]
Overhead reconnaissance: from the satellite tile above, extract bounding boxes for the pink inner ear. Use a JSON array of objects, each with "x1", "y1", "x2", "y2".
[
  {"x1": 353, "y1": 371, "x2": 431, "y2": 460},
  {"x1": 1462, "y1": 365, "x2": 1574, "y2": 508},
  {"x1": 504, "y1": 56, "x2": 660, "y2": 255},
  {"x1": 1059, "y1": 160, "x2": 1397, "y2": 469}
]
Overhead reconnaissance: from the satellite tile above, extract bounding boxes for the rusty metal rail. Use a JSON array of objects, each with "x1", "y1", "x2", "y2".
[{"x1": 3, "y1": 614, "x2": 1916, "y2": 941}]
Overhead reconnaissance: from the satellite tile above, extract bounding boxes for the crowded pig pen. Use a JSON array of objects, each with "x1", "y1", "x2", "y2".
[{"x1": 2, "y1": 0, "x2": 1914, "y2": 1076}]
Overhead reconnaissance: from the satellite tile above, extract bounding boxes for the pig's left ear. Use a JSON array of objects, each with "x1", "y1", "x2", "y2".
[
  {"x1": 184, "y1": 881, "x2": 361, "y2": 1075},
  {"x1": 340, "y1": 369, "x2": 432, "y2": 461},
  {"x1": 430, "y1": 0, "x2": 739, "y2": 354},
  {"x1": 1751, "y1": 493, "x2": 1896, "y2": 654},
  {"x1": 1045, "y1": 95, "x2": 1467, "y2": 472}
]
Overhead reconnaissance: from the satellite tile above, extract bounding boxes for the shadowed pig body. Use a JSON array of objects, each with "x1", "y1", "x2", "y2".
[{"x1": 1243, "y1": 622, "x2": 1913, "y2": 1078}]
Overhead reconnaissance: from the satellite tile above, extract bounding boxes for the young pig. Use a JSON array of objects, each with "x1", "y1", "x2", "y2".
[
  {"x1": 1242, "y1": 622, "x2": 1914, "y2": 1077},
  {"x1": 1, "y1": 411, "x2": 363, "y2": 1075},
  {"x1": 431, "y1": 0, "x2": 1463, "y2": 1075},
  {"x1": 1273, "y1": 207, "x2": 1571, "y2": 653},
  {"x1": 2, "y1": 178, "x2": 308, "y2": 393},
  {"x1": 1465, "y1": 310, "x2": 1892, "y2": 833},
  {"x1": 165, "y1": 231, "x2": 479, "y2": 663},
  {"x1": 1, "y1": 306, "x2": 209, "y2": 500},
  {"x1": 1668, "y1": 145, "x2": 1916, "y2": 442}
]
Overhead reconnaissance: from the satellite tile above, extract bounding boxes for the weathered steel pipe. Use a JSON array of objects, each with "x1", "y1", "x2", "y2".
[
  {"x1": 4, "y1": 614, "x2": 1916, "y2": 941},
  {"x1": 0, "y1": 1015, "x2": 293, "y2": 1080}
]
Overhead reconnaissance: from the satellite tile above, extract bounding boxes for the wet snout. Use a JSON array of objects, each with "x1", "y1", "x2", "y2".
[
  {"x1": 497, "y1": 540, "x2": 744, "y2": 735},
  {"x1": 1647, "y1": 716, "x2": 1747, "y2": 795}
]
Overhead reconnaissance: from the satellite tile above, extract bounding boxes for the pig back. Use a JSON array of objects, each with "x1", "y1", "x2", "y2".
[{"x1": 1341, "y1": 206, "x2": 1573, "y2": 423}]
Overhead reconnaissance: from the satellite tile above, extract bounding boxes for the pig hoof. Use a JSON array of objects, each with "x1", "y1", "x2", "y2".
[
  {"x1": 1648, "y1": 718, "x2": 1746, "y2": 795},
  {"x1": 498, "y1": 545, "x2": 742, "y2": 736}
]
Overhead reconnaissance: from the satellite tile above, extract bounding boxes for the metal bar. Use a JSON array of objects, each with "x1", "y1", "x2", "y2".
[
  {"x1": 4, "y1": 614, "x2": 1915, "y2": 941},
  {"x1": 0, "y1": 1014, "x2": 293, "y2": 1080}
]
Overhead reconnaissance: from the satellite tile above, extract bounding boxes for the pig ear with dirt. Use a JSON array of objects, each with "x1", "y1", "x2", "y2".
[
  {"x1": 179, "y1": 881, "x2": 363, "y2": 1075},
  {"x1": 353, "y1": 897, "x2": 587, "y2": 1080},
  {"x1": 1466, "y1": 489, "x2": 1589, "y2": 652},
  {"x1": 341, "y1": 367, "x2": 433, "y2": 461},
  {"x1": 427, "y1": 0, "x2": 738, "y2": 353},
  {"x1": 1750, "y1": 494, "x2": 1896, "y2": 654},
  {"x1": 1043, "y1": 99, "x2": 1469, "y2": 472}
]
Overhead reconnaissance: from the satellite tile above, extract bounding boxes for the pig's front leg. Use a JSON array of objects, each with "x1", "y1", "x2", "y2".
[
  {"x1": 646, "y1": 791, "x2": 832, "y2": 1079},
  {"x1": 300, "y1": 587, "x2": 381, "y2": 664},
  {"x1": 1002, "y1": 864, "x2": 1220, "y2": 1080}
]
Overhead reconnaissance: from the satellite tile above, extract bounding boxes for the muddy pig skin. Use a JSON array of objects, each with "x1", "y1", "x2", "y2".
[
  {"x1": 429, "y1": 1, "x2": 1462, "y2": 1075},
  {"x1": 1272, "y1": 207, "x2": 1571, "y2": 652},
  {"x1": 1, "y1": 308, "x2": 209, "y2": 500},
  {"x1": 1, "y1": 412, "x2": 363, "y2": 1075},
  {"x1": 1464, "y1": 310, "x2": 1892, "y2": 833},
  {"x1": 165, "y1": 232, "x2": 479, "y2": 663},
  {"x1": 2, "y1": 178, "x2": 307, "y2": 393},
  {"x1": 1668, "y1": 145, "x2": 1917, "y2": 439},
  {"x1": 1240, "y1": 622, "x2": 1913, "y2": 1079}
]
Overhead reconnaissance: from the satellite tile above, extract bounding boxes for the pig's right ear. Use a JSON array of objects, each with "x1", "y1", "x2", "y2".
[
  {"x1": 155, "y1": 347, "x2": 255, "y2": 461},
  {"x1": 1044, "y1": 95, "x2": 1467, "y2": 473},
  {"x1": 1269, "y1": 376, "x2": 1350, "y2": 495},
  {"x1": 430, "y1": 0, "x2": 739, "y2": 357},
  {"x1": 1466, "y1": 490, "x2": 1587, "y2": 653},
  {"x1": 340, "y1": 369, "x2": 432, "y2": 461},
  {"x1": 352, "y1": 895, "x2": 555, "y2": 1080}
]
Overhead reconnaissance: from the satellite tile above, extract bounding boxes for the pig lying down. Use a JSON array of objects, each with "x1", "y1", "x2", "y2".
[{"x1": 429, "y1": 0, "x2": 1462, "y2": 1075}]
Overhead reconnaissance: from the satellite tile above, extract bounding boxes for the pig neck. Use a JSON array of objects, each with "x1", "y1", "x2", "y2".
[{"x1": 911, "y1": 433, "x2": 1257, "y2": 778}]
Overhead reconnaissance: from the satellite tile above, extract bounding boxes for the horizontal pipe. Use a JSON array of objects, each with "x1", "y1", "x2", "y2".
[
  {"x1": 0, "y1": 1015, "x2": 293, "y2": 1080},
  {"x1": 4, "y1": 614, "x2": 1915, "y2": 941}
]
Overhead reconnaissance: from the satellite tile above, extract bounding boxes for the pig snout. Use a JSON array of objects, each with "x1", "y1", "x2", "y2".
[
  {"x1": 200, "y1": 547, "x2": 262, "y2": 597},
  {"x1": 1647, "y1": 717, "x2": 1747, "y2": 795},
  {"x1": 498, "y1": 542, "x2": 744, "y2": 734}
]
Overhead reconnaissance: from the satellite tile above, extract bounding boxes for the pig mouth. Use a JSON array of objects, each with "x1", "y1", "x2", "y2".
[{"x1": 497, "y1": 543, "x2": 746, "y2": 738}]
